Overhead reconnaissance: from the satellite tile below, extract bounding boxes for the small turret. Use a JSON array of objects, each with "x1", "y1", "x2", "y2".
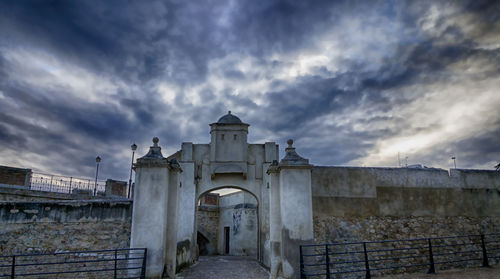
[{"x1": 209, "y1": 111, "x2": 249, "y2": 179}]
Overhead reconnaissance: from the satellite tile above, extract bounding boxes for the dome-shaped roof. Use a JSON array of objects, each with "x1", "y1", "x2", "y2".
[{"x1": 217, "y1": 111, "x2": 242, "y2": 124}]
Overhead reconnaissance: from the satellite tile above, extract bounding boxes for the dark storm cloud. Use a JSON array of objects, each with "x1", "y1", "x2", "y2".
[
  {"x1": 0, "y1": 0, "x2": 232, "y2": 85},
  {"x1": 260, "y1": 75, "x2": 357, "y2": 131},
  {"x1": 1, "y1": 1, "x2": 124, "y2": 75},
  {"x1": 245, "y1": 1, "x2": 499, "y2": 166},
  {"x1": 453, "y1": 129, "x2": 500, "y2": 169},
  {"x1": 0, "y1": 0, "x2": 499, "y2": 179},
  {"x1": 230, "y1": 0, "x2": 335, "y2": 54}
]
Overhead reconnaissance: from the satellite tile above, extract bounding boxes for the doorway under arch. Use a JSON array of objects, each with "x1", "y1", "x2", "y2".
[{"x1": 196, "y1": 187, "x2": 259, "y2": 259}]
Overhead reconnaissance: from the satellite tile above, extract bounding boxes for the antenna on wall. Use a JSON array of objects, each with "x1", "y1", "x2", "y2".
[
  {"x1": 405, "y1": 156, "x2": 408, "y2": 168},
  {"x1": 398, "y1": 152, "x2": 401, "y2": 167}
]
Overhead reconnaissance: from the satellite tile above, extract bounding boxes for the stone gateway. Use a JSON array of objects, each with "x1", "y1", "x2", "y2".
[{"x1": 130, "y1": 112, "x2": 500, "y2": 279}]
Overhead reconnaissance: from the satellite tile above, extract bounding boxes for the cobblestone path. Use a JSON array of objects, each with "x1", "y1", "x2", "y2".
[{"x1": 177, "y1": 256, "x2": 269, "y2": 279}]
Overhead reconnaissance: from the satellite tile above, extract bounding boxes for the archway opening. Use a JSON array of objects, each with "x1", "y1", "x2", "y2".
[{"x1": 196, "y1": 187, "x2": 259, "y2": 259}]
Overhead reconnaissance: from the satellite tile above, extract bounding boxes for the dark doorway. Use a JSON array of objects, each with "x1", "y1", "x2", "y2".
[
  {"x1": 224, "y1": 226, "x2": 230, "y2": 254},
  {"x1": 197, "y1": 232, "x2": 210, "y2": 256}
]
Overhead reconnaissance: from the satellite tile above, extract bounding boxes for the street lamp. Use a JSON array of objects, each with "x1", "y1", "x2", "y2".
[
  {"x1": 451, "y1": 156, "x2": 456, "y2": 169},
  {"x1": 128, "y1": 143, "x2": 137, "y2": 198},
  {"x1": 94, "y1": 156, "x2": 101, "y2": 196}
]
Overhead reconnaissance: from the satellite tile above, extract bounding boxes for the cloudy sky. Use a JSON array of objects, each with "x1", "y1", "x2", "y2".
[{"x1": 0, "y1": 0, "x2": 499, "y2": 181}]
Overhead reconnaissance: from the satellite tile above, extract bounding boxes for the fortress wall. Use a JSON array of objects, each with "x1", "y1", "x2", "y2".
[
  {"x1": 311, "y1": 166, "x2": 500, "y2": 243},
  {"x1": 0, "y1": 184, "x2": 106, "y2": 202},
  {"x1": 196, "y1": 205, "x2": 219, "y2": 255},
  {"x1": 0, "y1": 200, "x2": 131, "y2": 255}
]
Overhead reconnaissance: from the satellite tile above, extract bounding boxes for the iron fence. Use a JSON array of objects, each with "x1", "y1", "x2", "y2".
[
  {"x1": 300, "y1": 233, "x2": 500, "y2": 278},
  {"x1": 0, "y1": 248, "x2": 146, "y2": 279},
  {"x1": 29, "y1": 172, "x2": 106, "y2": 196}
]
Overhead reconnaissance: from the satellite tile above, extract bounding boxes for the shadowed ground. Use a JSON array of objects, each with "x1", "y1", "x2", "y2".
[
  {"x1": 177, "y1": 256, "x2": 269, "y2": 279},
  {"x1": 177, "y1": 256, "x2": 498, "y2": 279},
  {"x1": 381, "y1": 266, "x2": 500, "y2": 279}
]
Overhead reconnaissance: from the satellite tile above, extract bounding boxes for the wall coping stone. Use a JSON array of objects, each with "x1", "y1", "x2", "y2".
[{"x1": 0, "y1": 199, "x2": 132, "y2": 206}]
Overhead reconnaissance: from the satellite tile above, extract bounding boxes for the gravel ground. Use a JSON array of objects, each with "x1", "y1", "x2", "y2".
[{"x1": 177, "y1": 256, "x2": 269, "y2": 279}]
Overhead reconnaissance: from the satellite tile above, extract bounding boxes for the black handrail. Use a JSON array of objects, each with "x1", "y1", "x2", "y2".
[
  {"x1": 0, "y1": 248, "x2": 147, "y2": 279},
  {"x1": 300, "y1": 233, "x2": 500, "y2": 278}
]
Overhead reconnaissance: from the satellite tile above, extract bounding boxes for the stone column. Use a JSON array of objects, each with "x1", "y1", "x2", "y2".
[
  {"x1": 176, "y1": 142, "x2": 197, "y2": 268},
  {"x1": 130, "y1": 137, "x2": 178, "y2": 279},
  {"x1": 165, "y1": 158, "x2": 181, "y2": 277},
  {"x1": 278, "y1": 140, "x2": 313, "y2": 279},
  {"x1": 24, "y1": 169, "x2": 32, "y2": 187},
  {"x1": 267, "y1": 160, "x2": 282, "y2": 278}
]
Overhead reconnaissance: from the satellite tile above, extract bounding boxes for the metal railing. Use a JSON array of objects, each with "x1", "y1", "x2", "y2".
[
  {"x1": 0, "y1": 248, "x2": 147, "y2": 279},
  {"x1": 29, "y1": 172, "x2": 106, "y2": 196},
  {"x1": 300, "y1": 233, "x2": 500, "y2": 278}
]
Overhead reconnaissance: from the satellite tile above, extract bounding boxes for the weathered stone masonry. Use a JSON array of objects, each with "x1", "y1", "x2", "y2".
[
  {"x1": 0, "y1": 166, "x2": 31, "y2": 187},
  {"x1": 311, "y1": 166, "x2": 500, "y2": 242},
  {"x1": 0, "y1": 200, "x2": 131, "y2": 255}
]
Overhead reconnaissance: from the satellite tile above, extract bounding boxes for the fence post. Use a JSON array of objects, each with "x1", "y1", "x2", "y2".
[
  {"x1": 480, "y1": 234, "x2": 490, "y2": 268},
  {"x1": 114, "y1": 249, "x2": 118, "y2": 279},
  {"x1": 141, "y1": 248, "x2": 147, "y2": 279},
  {"x1": 363, "y1": 243, "x2": 371, "y2": 279},
  {"x1": 427, "y1": 239, "x2": 436, "y2": 274},
  {"x1": 325, "y1": 245, "x2": 330, "y2": 279},
  {"x1": 300, "y1": 246, "x2": 306, "y2": 279},
  {"x1": 11, "y1": 255, "x2": 15, "y2": 279}
]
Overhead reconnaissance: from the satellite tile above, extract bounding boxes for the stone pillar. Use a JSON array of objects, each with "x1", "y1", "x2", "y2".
[
  {"x1": 105, "y1": 179, "x2": 127, "y2": 197},
  {"x1": 130, "y1": 137, "x2": 181, "y2": 279},
  {"x1": 176, "y1": 142, "x2": 197, "y2": 268},
  {"x1": 267, "y1": 160, "x2": 282, "y2": 278},
  {"x1": 24, "y1": 169, "x2": 32, "y2": 187},
  {"x1": 278, "y1": 140, "x2": 313, "y2": 279},
  {"x1": 165, "y1": 158, "x2": 181, "y2": 277}
]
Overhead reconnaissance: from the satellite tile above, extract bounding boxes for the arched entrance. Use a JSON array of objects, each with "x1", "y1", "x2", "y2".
[
  {"x1": 130, "y1": 112, "x2": 304, "y2": 278},
  {"x1": 196, "y1": 187, "x2": 259, "y2": 259}
]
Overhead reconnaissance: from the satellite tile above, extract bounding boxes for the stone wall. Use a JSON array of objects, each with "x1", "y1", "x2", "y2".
[
  {"x1": 307, "y1": 216, "x2": 500, "y2": 276},
  {"x1": 218, "y1": 191, "x2": 258, "y2": 257},
  {"x1": 313, "y1": 215, "x2": 500, "y2": 243},
  {"x1": 0, "y1": 200, "x2": 131, "y2": 255},
  {"x1": 220, "y1": 205, "x2": 257, "y2": 256},
  {"x1": 196, "y1": 191, "x2": 259, "y2": 257},
  {"x1": 196, "y1": 205, "x2": 219, "y2": 255},
  {"x1": 105, "y1": 179, "x2": 128, "y2": 197},
  {"x1": 0, "y1": 165, "x2": 31, "y2": 187},
  {"x1": 311, "y1": 166, "x2": 500, "y2": 241},
  {"x1": 0, "y1": 184, "x2": 107, "y2": 202},
  {"x1": 309, "y1": 166, "x2": 500, "y2": 275}
]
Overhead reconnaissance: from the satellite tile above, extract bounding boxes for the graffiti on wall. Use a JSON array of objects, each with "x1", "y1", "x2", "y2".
[{"x1": 233, "y1": 210, "x2": 241, "y2": 235}]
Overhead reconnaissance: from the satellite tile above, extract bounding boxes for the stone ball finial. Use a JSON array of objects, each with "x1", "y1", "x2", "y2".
[
  {"x1": 287, "y1": 139, "x2": 294, "y2": 147},
  {"x1": 228, "y1": 110, "x2": 231, "y2": 114},
  {"x1": 152, "y1": 137, "x2": 159, "y2": 146}
]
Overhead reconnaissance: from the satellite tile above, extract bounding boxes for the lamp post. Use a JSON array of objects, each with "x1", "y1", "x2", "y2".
[
  {"x1": 94, "y1": 156, "x2": 101, "y2": 196},
  {"x1": 451, "y1": 156, "x2": 456, "y2": 169},
  {"x1": 128, "y1": 143, "x2": 137, "y2": 198}
]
